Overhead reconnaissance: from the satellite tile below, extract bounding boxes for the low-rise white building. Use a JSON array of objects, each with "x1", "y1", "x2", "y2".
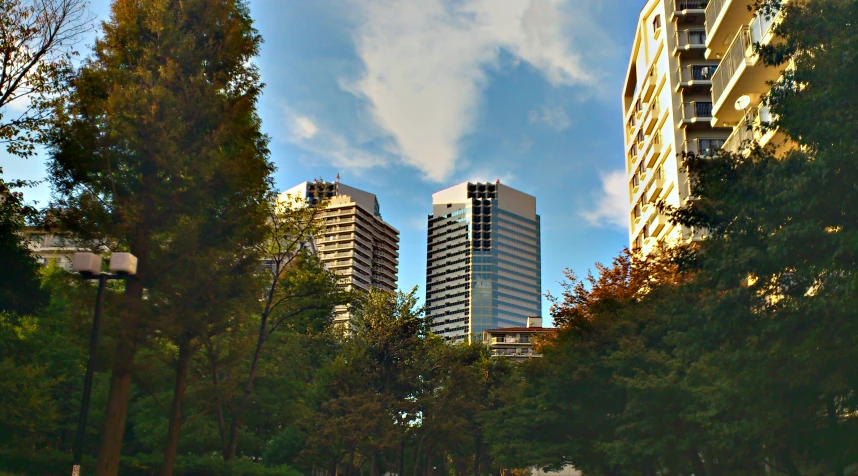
[{"x1": 482, "y1": 317, "x2": 552, "y2": 361}]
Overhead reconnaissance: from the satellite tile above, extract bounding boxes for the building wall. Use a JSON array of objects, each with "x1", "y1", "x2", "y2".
[
  {"x1": 706, "y1": 0, "x2": 790, "y2": 155},
  {"x1": 22, "y1": 227, "x2": 85, "y2": 270},
  {"x1": 623, "y1": 0, "x2": 732, "y2": 253},
  {"x1": 280, "y1": 181, "x2": 400, "y2": 325},
  {"x1": 426, "y1": 182, "x2": 541, "y2": 343}
]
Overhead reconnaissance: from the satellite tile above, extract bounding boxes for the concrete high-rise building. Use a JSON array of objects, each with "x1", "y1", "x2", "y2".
[
  {"x1": 281, "y1": 180, "x2": 399, "y2": 324},
  {"x1": 622, "y1": 0, "x2": 732, "y2": 253},
  {"x1": 705, "y1": 0, "x2": 789, "y2": 155},
  {"x1": 425, "y1": 181, "x2": 541, "y2": 343}
]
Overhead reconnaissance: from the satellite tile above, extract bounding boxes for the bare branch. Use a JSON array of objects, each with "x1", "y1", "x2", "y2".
[{"x1": 0, "y1": 0, "x2": 94, "y2": 155}]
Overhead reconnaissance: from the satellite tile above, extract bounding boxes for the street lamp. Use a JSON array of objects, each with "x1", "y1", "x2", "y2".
[{"x1": 70, "y1": 251, "x2": 137, "y2": 476}]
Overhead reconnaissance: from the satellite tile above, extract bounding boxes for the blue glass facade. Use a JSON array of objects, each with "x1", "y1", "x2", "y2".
[{"x1": 426, "y1": 182, "x2": 541, "y2": 343}]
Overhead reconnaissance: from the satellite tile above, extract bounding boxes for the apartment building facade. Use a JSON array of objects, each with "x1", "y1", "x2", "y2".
[
  {"x1": 425, "y1": 182, "x2": 542, "y2": 343},
  {"x1": 483, "y1": 317, "x2": 552, "y2": 361},
  {"x1": 23, "y1": 227, "x2": 84, "y2": 270},
  {"x1": 705, "y1": 0, "x2": 789, "y2": 154},
  {"x1": 281, "y1": 180, "x2": 399, "y2": 325},
  {"x1": 622, "y1": 0, "x2": 732, "y2": 253}
]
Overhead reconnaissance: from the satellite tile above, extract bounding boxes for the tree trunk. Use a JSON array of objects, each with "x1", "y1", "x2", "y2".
[
  {"x1": 204, "y1": 340, "x2": 229, "y2": 454},
  {"x1": 370, "y1": 452, "x2": 378, "y2": 476},
  {"x1": 775, "y1": 448, "x2": 802, "y2": 476},
  {"x1": 397, "y1": 439, "x2": 405, "y2": 476},
  {"x1": 827, "y1": 396, "x2": 844, "y2": 476},
  {"x1": 688, "y1": 448, "x2": 707, "y2": 476},
  {"x1": 224, "y1": 313, "x2": 268, "y2": 460},
  {"x1": 346, "y1": 447, "x2": 356, "y2": 476},
  {"x1": 413, "y1": 433, "x2": 428, "y2": 476},
  {"x1": 94, "y1": 262, "x2": 146, "y2": 476},
  {"x1": 159, "y1": 335, "x2": 194, "y2": 476},
  {"x1": 472, "y1": 436, "x2": 481, "y2": 476}
]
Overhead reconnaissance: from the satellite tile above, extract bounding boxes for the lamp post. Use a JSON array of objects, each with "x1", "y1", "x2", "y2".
[{"x1": 70, "y1": 252, "x2": 138, "y2": 476}]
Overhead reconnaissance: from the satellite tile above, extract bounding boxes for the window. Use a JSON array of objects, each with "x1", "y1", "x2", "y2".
[{"x1": 652, "y1": 15, "x2": 661, "y2": 33}]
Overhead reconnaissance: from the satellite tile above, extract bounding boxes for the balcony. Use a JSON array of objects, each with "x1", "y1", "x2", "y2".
[
  {"x1": 673, "y1": 29, "x2": 707, "y2": 56},
  {"x1": 642, "y1": 236, "x2": 659, "y2": 254},
  {"x1": 723, "y1": 120, "x2": 754, "y2": 154},
  {"x1": 644, "y1": 133, "x2": 663, "y2": 168},
  {"x1": 650, "y1": 213, "x2": 671, "y2": 237},
  {"x1": 711, "y1": 12, "x2": 784, "y2": 125},
  {"x1": 676, "y1": 64, "x2": 717, "y2": 91},
  {"x1": 704, "y1": 0, "x2": 754, "y2": 59},
  {"x1": 643, "y1": 100, "x2": 660, "y2": 135},
  {"x1": 679, "y1": 101, "x2": 713, "y2": 128},
  {"x1": 648, "y1": 173, "x2": 667, "y2": 202},
  {"x1": 684, "y1": 137, "x2": 727, "y2": 156},
  {"x1": 641, "y1": 66, "x2": 658, "y2": 102},
  {"x1": 641, "y1": 203, "x2": 656, "y2": 225},
  {"x1": 671, "y1": 0, "x2": 709, "y2": 21},
  {"x1": 723, "y1": 104, "x2": 789, "y2": 154},
  {"x1": 633, "y1": 97, "x2": 645, "y2": 120}
]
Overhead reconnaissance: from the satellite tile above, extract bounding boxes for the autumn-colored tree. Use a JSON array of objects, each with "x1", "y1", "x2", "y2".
[{"x1": 45, "y1": 0, "x2": 272, "y2": 473}]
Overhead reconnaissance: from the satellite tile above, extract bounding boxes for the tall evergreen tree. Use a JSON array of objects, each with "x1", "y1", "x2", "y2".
[{"x1": 45, "y1": 0, "x2": 272, "y2": 473}]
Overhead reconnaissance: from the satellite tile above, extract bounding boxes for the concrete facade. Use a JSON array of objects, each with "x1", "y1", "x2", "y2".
[
  {"x1": 622, "y1": 0, "x2": 732, "y2": 253},
  {"x1": 705, "y1": 0, "x2": 790, "y2": 155},
  {"x1": 281, "y1": 180, "x2": 399, "y2": 325},
  {"x1": 426, "y1": 182, "x2": 541, "y2": 343},
  {"x1": 483, "y1": 317, "x2": 552, "y2": 361},
  {"x1": 22, "y1": 227, "x2": 87, "y2": 271}
]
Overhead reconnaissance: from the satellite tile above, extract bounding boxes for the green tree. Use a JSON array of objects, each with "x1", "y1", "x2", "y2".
[
  {"x1": 661, "y1": 2, "x2": 858, "y2": 473},
  {"x1": 0, "y1": 172, "x2": 46, "y2": 314},
  {"x1": 299, "y1": 288, "x2": 426, "y2": 475},
  {"x1": 224, "y1": 193, "x2": 345, "y2": 460},
  {"x1": 45, "y1": 0, "x2": 272, "y2": 473}
]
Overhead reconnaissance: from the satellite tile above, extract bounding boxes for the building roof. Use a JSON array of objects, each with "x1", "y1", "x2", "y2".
[{"x1": 483, "y1": 326, "x2": 554, "y2": 333}]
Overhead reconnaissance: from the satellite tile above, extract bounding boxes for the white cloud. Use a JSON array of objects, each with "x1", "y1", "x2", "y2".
[
  {"x1": 340, "y1": 0, "x2": 610, "y2": 182},
  {"x1": 528, "y1": 105, "x2": 572, "y2": 131},
  {"x1": 460, "y1": 165, "x2": 516, "y2": 187},
  {"x1": 581, "y1": 170, "x2": 629, "y2": 230},
  {"x1": 293, "y1": 116, "x2": 319, "y2": 139},
  {"x1": 284, "y1": 108, "x2": 387, "y2": 171}
]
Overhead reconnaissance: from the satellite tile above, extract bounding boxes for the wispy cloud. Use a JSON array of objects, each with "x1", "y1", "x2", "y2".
[
  {"x1": 528, "y1": 105, "x2": 572, "y2": 131},
  {"x1": 284, "y1": 108, "x2": 387, "y2": 171},
  {"x1": 581, "y1": 169, "x2": 629, "y2": 230},
  {"x1": 293, "y1": 116, "x2": 319, "y2": 139},
  {"x1": 461, "y1": 166, "x2": 516, "y2": 187},
  {"x1": 334, "y1": 0, "x2": 611, "y2": 182}
]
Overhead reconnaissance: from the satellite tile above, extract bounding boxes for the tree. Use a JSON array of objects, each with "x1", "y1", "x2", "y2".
[
  {"x1": 0, "y1": 171, "x2": 47, "y2": 314},
  {"x1": 223, "y1": 192, "x2": 345, "y2": 460},
  {"x1": 298, "y1": 288, "x2": 426, "y2": 475},
  {"x1": 636, "y1": 3, "x2": 858, "y2": 474},
  {"x1": 45, "y1": 0, "x2": 272, "y2": 472},
  {"x1": 0, "y1": 0, "x2": 91, "y2": 156}
]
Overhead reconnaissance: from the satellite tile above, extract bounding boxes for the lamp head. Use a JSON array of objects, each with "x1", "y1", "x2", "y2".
[
  {"x1": 109, "y1": 252, "x2": 138, "y2": 276},
  {"x1": 73, "y1": 252, "x2": 102, "y2": 276}
]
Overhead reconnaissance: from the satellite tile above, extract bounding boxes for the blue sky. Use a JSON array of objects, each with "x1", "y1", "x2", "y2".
[{"x1": 2, "y1": 0, "x2": 645, "y2": 321}]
